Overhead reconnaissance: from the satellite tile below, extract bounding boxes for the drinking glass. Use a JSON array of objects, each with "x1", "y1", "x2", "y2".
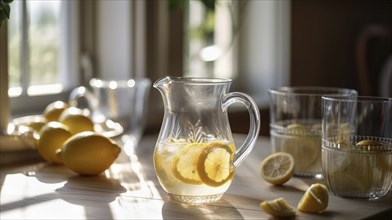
[
  {"x1": 69, "y1": 78, "x2": 151, "y2": 149},
  {"x1": 322, "y1": 96, "x2": 392, "y2": 200},
  {"x1": 268, "y1": 87, "x2": 357, "y2": 177}
]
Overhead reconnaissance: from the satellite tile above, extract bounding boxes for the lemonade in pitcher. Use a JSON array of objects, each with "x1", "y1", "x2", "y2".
[{"x1": 154, "y1": 137, "x2": 236, "y2": 203}]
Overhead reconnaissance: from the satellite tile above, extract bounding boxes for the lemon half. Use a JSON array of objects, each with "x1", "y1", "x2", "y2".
[{"x1": 260, "y1": 152, "x2": 295, "y2": 185}]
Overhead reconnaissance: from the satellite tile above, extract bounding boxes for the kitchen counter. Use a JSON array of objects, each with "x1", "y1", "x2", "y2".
[{"x1": 1, "y1": 134, "x2": 391, "y2": 219}]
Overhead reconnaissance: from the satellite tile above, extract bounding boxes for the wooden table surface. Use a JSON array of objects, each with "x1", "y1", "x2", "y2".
[{"x1": 1, "y1": 134, "x2": 391, "y2": 219}]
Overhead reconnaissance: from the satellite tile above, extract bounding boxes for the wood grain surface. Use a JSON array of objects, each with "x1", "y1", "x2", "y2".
[{"x1": 1, "y1": 134, "x2": 391, "y2": 219}]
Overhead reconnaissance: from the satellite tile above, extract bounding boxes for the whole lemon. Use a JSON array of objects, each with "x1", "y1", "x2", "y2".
[
  {"x1": 59, "y1": 107, "x2": 94, "y2": 135},
  {"x1": 37, "y1": 121, "x2": 72, "y2": 164},
  {"x1": 43, "y1": 101, "x2": 69, "y2": 121},
  {"x1": 58, "y1": 132, "x2": 121, "y2": 175}
]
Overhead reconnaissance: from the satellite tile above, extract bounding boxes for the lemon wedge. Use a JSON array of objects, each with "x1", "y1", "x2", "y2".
[
  {"x1": 171, "y1": 143, "x2": 206, "y2": 184},
  {"x1": 260, "y1": 152, "x2": 294, "y2": 185},
  {"x1": 260, "y1": 197, "x2": 296, "y2": 218},
  {"x1": 197, "y1": 142, "x2": 235, "y2": 187},
  {"x1": 356, "y1": 139, "x2": 383, "y2": 147},
  {"x1": 297, "y1": 183, "x2": 329, "y2": 213}
]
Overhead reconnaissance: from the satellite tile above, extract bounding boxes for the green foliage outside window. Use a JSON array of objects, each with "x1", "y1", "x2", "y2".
[{"x1": 0, "y1": 0, "x2": 13, "y2": 27}]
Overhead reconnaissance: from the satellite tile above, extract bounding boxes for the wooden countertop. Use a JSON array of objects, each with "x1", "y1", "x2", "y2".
[{"x1": 1, "y1": 134, "x2": 391, "y2": 219}]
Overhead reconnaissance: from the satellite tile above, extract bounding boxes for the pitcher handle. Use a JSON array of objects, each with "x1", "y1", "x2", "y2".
[{"x1": 222, "y1": 92, "x2": 261, "y2": 167}]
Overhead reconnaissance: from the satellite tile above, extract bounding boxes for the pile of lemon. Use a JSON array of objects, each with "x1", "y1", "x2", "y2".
[{"x1": 27, "y1": 101, "x2": 121, "y2": 176}]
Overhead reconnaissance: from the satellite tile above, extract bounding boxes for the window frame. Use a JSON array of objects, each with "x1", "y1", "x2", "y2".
[{"x1": 8, "y1": 0, "x2": 80, "y2": 115}]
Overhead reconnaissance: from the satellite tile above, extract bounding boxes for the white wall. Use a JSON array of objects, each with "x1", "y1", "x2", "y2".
[
  {"x1": 96, "y1": 0, "x2": 133, "y2": 81},
  {"x1": 239, "y1": 0, "x2": 291, "y2": 107}
]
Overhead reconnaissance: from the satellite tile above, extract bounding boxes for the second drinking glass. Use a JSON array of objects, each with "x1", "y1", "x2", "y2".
[
  {"x1": 268, "y1": 87, "x2": 357, "y2": 178},
  {"x1": 322, "y1": 96, "x2": 392, "y2": 200}
]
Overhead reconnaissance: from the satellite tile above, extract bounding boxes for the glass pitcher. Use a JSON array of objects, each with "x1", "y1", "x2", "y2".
[{"x1": 153, "y1": 76, "x2": 261, "y2": 203}]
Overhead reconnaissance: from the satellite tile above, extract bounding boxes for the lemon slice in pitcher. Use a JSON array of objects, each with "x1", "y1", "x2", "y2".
[
  {"x1": 197, "y1": 142, "x2": 235, "y2": 187},
  {"x1": 171, "y1": 143, "x2": 206, "y2": 184}
]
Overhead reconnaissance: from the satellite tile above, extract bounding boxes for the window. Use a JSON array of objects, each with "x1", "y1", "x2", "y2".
[
  {"x1": 184, "y1": 0, "x2": 237, "y2": 79},
  {"x1": 184, "y1": 0, "x2": 291, "y2": 107},
  {"x1": 8, "y1": 0, "x2": 79, "y2": 114},
  {"x1": 237, "y1": 0, "x2": 291, "y2": 107},
  {"x1": 5, "y1": 0, "x2": 290, "y2": 114}
]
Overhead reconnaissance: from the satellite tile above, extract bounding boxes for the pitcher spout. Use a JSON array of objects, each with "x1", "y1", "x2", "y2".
[{"x1": 153, "y1": 76, "x2": 173, "y2": 92}]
